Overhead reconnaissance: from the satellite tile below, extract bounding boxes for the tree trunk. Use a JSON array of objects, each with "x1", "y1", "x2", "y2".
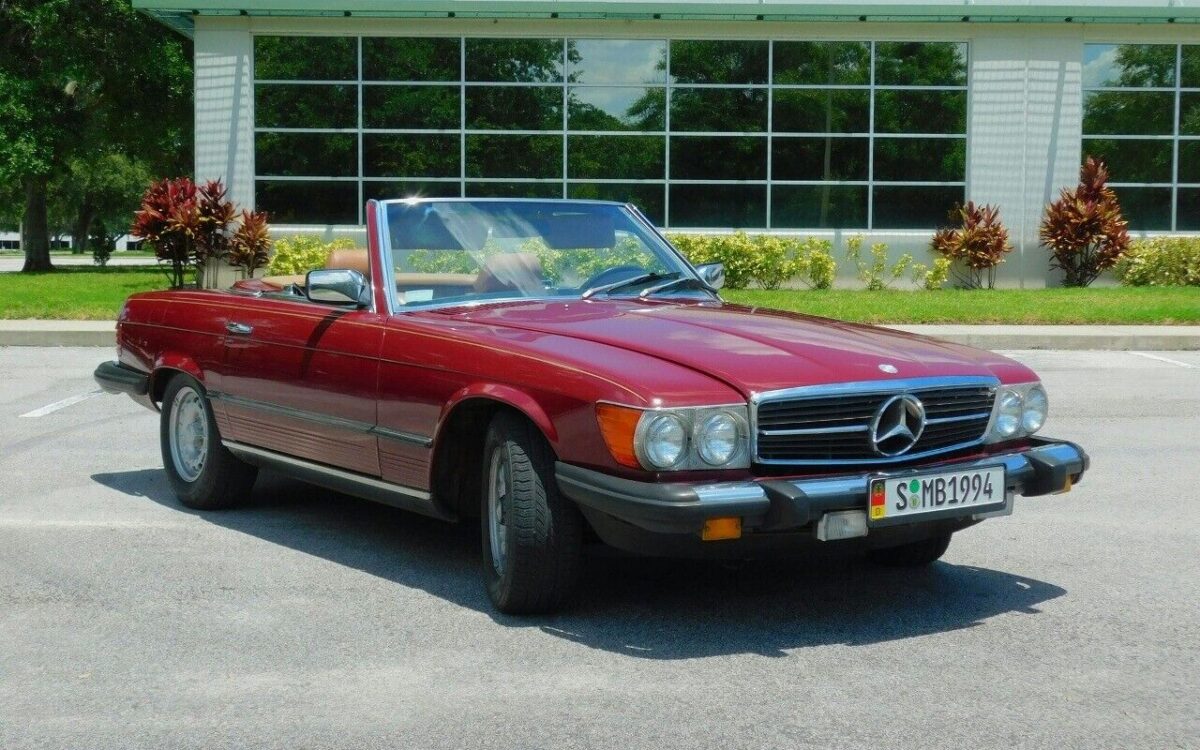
[
  {"x1": 21, "y1": 176, "x2": 53, "y2": 272},
  {"x1": 71, "y1": 202, "x2": 96, "y2": 256}
]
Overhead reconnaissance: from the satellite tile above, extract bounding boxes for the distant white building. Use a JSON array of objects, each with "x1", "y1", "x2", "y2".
[{"x1": 135, "y1": 0, "x2": 1200, "y2": 285}]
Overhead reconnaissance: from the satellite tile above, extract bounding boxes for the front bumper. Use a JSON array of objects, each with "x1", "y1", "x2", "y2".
[
  {"x1": 556, "y1": 437, "x2": 1088, "y2": 539},
  {"x1": 94, "y1": 361, "x2": 149, "y2": 396}
]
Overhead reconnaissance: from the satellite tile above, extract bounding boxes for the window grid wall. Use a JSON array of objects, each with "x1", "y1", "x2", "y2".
[
  {"x1": 1082, "y1": 42, "x2": 1200, "y2": 231},
  {"x1": 252, "y1": 36, "x2": 968, "y2": 228}
]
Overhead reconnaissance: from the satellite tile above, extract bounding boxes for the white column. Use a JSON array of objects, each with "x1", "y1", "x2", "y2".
[
  {"x1": 968, "y1": 30, "x2": 1083, "y2": 287},
  {"x1": 193, "y1": 20, "x2": 255, "y2": 211}
]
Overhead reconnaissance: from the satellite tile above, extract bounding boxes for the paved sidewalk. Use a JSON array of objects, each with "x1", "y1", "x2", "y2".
[{"x1": 2, "y1": 320, "x2": 1199, "y2": 350}]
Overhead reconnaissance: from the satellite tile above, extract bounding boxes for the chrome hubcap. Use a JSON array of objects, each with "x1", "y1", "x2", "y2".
[
  {"x1": 487, "y1": 446, "x2": 510, "y2": 575},
  {"x1": 169, "y1": 387, "x2": 208, "y2": 483}
]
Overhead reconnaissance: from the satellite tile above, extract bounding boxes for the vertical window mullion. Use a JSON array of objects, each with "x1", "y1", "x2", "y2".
[
  {"x1": 460, "y1": 37, "x2": 467, "y2": 197},
  {"x1": 562, "y1": 38, "x2": 569, "y2": 199},
  {"x1": 766, "y1": 39, "x2": 774, "y2": 230},
  {"x1": 1173, "y1": 44, "x2": 1183, "y2": 231},
  {"x1": 356, "y1": 36, "x2": 363, "y2": 225},
  {"x1": 664, "y1": 40, "x2": 672, "y2": 229},
  {"x1": 868, "y1": 41, "x2": 876, "y2": 230}
]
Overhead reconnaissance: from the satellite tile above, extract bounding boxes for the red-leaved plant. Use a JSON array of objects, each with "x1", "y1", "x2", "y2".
[
  {"x1": 1040, "y1": 157, "x2": 1131, "y2": 287},
  {"x1": 130, "y1": 177, "x2": 198, "y2": 288},
  {"x1": 931, "y1": 201, "x2": 1013, "y2": 289},
  {"x1": 228, "y1": 210, "x2": 272, "y2": 276}
]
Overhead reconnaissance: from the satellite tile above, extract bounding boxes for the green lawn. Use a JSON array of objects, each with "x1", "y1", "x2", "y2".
[
  {"x1": 724, "y1": 287, "x2": 1200, "y2": 325},
  {"x1": 0, "y1": 267, "x2": 168, "y2": 320},
  {"x1": 0, "y1": 267, "x2": 1197, "y2": 323}
]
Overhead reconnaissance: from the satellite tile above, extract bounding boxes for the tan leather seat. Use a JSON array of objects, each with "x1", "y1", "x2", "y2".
[
  {"x1": 325, "y1": 248, "x2": 370, "y2": 274},
  {"x1": 473, "y1": 253, "x2": 544, "y2": 295}
]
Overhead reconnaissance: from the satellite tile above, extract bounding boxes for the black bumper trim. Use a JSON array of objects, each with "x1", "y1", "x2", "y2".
[
  {"x1": 555, "y1": 437, "x2": 1088, "y2": 536},
  {"x1": 93, "y1": 361, "x2": 149, "y2": 396}
]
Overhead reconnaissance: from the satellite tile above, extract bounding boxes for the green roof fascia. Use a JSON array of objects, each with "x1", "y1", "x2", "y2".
[{"x1": 133, "y1": 0, "x2": 1200, "y2": 36}]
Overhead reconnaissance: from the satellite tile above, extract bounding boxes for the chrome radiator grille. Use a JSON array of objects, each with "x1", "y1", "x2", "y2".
[{"x1": 752, "y1": 378, "x2": 998, "y2": 465}]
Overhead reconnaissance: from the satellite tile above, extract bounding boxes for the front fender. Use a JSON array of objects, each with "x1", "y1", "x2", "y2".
[{"x1": 440, "y1": 383, "x2": 559, "y2": 448}]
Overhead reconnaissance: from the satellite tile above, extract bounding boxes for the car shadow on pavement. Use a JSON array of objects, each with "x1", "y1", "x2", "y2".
[{"x1": 93, "y1": 468, "x2": 1067, "y2": 660}]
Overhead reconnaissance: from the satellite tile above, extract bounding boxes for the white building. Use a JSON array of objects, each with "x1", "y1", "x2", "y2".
[{"x1": 135, "y1": 0, "x2": 1200, "y2": 285}]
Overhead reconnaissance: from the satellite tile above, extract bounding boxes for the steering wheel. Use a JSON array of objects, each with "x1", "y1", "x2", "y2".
[{"x1": 578, "y1": 265, "x2": 646, "y2": 292}]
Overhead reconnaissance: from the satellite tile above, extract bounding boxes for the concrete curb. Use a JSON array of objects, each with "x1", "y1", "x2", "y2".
[{"x1": 2, "y1": 320, "x2": 1199, "y2": 350}]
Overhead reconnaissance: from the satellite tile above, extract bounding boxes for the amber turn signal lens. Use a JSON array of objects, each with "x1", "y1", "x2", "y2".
[
  {"x1": 701, "y1": 517, "x2": 742, "y2": 541},
  {"x1": 595, "y1": 403, "x2": 642, "y2": 468}
]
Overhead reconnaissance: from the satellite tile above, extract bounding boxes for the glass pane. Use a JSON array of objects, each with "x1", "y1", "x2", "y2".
[
  {"x1": 256, "y1": 181, "x2": 358, "y2": 225},
  {"x1": 773, "y1": 89, "x2": 868, "y2": 133},
  {"x1": 365, "y1": 181, "x2": 461, "y2": 202},
  {"x1": 568, "y1": 183, "x2": 665, "y2": 224},
  {"x1": 874, "y1": 90, "x2": 967, "y2": 134},
  {"x1": 670, "y1": 136, "x2": 766, "y2": 180},
  {"x1": 1083, "y1": 91, "x2": 1176, "y2": 135},
  {"x1": 1184, "y1": 46, "x2": 1200, "y2": 88},
  {"x1": 568, "y1": 135, "x2": 664, "y2": 179},
  {"x1": 569, "y1": 39, "x2": 667, "y2": 84},
  {"x1": 875, "y1": 42, "x2": 967, "y2": 86},
  {"x1": 466, "y1": 86, "x2": 561, "y2": 130},
  {"x1": 364, "y1": 134, "x2": 459, "y2": 178},
  {"x1": 256, "y1": 132, "x2": 356, "y2": 177},
  {"x1": 1180, "y1": 93, "x2": 1200, "y2": 136},
  {"x1": 362, "y1": 38, "x2": 460, "y2": 81},
  {"x1": 772, "y1": 185, "x2": 868, "y2": 229},
  {"x1": 466, "y1": 134, "x2": 562, "y2": 178},
  {"x1": 772, "y1": 137, "x2": 868, "y2": 181},
  {"x1": 668, "y1": 184, "x2": 766, "y2": 228},
  {"x1": 1082, "y1": 139, "x2": 1174, "y2": 184},
  {"x1": 1177, "y1": 189, "x2": 1200, "y2": 231},
  {"x1": 669, "y1": 40, "x2": 768, "y2": 84},
  {"x1": 255, "y1": 36, "x2": 356, "y2": 81},
  {"x1": 255, "y1": 84, "x2": 356, "y2": 129},
  {"x1": 670, "y1": 88, "x2": 767, "y2": 132},
  {"x1": 364, "y1": 85, "x2": 459, "y2": 130},
  {"x1": 773, "y1": 41, "x2": 870, "y2": 86},
  {"x1": 568, "y1": 87, "x2": 664, "y2": 131},
  {"x1": 873, "y1": 138, "x2": 965, "y2": 182},
  {"x1": 1082, "y1": 44, "x2": 1177, "y2": 88},
  {"x1": 465, "y1": 182, "x2": 563, "y2": 198},
  {"x1": 1179, "y1": 140, "x2": 1200, "y2": 184},
  {"x1": 466, "y1": 38, "x2": 563, "y2": 82},
  {"x1": 1114, "y1": 187, "x2": 1172, "y2": 230},
  {"x1": 872, "y1": 186, "x2": 963, "y2": 229}
]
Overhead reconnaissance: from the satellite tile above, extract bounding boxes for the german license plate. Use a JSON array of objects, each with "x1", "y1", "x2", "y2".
[{"x1": 868, "y1": 466, "x2": 1005, "y2": 524}]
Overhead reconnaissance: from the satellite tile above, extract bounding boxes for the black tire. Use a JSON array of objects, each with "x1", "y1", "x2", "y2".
[
  {"x1": 868, "y1": 531, "x2": 952, "y2": 567},
  {"x1": 480, "y1": 411, "x2": 582, "y2": 614},
  {"x1": 159, "y1": 373, "x2": 257, "y2": 510}
]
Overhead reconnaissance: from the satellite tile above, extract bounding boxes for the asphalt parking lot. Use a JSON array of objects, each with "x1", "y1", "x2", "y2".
[{"x1": 1, "y1": 347, "x2": 1197, "y2": 749}]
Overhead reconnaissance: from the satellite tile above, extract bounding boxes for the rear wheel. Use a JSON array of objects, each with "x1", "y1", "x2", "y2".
[
  {"x1": 481, "y1": 412, "x2": 582, "y2": 614},
  {"x1": 868, "y1": 531, "x2": 952, "y2": 567},
  {"x1": 160, "y1": 374, "x2": 257, "y2": 510}
]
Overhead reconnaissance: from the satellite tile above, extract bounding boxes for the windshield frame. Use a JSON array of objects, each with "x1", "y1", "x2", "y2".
[{"x1": 375, "y1": 198, "x2": 708, "y2": 314}]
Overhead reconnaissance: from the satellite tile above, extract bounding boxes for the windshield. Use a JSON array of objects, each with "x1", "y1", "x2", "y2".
[{"x1": 381, "y1": 200, "x2": 697, "y2": 308}]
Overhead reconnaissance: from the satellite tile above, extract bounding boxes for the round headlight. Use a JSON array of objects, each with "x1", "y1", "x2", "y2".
[
  {"x1": 994, "y1": 389, "x2": 1024, "y2": 438},
  {"x1": 1022, "y1": 385, "x2": 1048, "y2": 434},
  {"x1": 640, "y1": 413, "x2": 687, "y2": 469},
  {"x1": 696, "y1": 412, "x2": 741, "y2": 466}
]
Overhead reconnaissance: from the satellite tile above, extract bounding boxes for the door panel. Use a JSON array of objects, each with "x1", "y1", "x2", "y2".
[{"x1": 216, "y1": 297, "x2": 385, "y2": 476}]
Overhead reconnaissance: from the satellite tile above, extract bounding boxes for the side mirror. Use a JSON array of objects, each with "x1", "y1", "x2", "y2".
[
  {"x1": 305, "y1": 269, "x2": 371, "y2": 308},
  {"x1": 694, "y1": 263, "x2": 725, "y2": 291}
]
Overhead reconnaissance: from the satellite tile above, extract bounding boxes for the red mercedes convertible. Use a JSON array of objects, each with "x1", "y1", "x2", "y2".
[{"x1": 96, "y1": 199, "x2": 1088, "y2": 613}]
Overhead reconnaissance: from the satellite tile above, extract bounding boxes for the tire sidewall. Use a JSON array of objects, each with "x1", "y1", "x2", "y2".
[{"x1": 159, "y1": 374, "x2": 225, "y2": 508}]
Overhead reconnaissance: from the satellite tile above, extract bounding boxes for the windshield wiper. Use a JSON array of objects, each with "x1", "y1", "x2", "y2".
[
  {"x1": 638, "y1": 275, "x2": 717, "y2": 298},
  {"x1": 580, "y1": 271, "x2": 677, "y2": 299}
]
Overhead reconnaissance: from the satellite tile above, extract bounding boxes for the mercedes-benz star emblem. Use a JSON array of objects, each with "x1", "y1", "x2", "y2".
[{"x1": 869, "y1": 394, "x2": 926, "y2": 456}]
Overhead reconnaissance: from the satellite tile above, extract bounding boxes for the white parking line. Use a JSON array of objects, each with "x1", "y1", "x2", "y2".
[
  {"x1": 1129, "y1": 352, "x2": 1198, "y2": 370},
  {"x1": 20, "y1": 390, "x2": 103, "y2": 418}
]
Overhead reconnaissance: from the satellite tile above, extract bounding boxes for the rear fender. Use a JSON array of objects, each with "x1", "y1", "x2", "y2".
[{"x1": 149, "y1": 353, "x2": 206, "y2": 406}]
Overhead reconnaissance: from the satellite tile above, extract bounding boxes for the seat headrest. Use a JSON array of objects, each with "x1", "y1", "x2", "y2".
[
  {"x1": 325, "y1": 248, "x2": 370, "y2": 275},
  {"x1": 473, "y1": 253, "x2": 544, "y2": 295}
]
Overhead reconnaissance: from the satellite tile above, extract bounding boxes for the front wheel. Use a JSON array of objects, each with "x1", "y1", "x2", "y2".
[
  {"x1": 868, "y1": 531, "x2": 952, "y2": 567},
  {"x1": 481, "y1": 412, "x2": 582, "y2": 614},
  {"x1": 160, "y1": 374, "x2": 257, "y2": 510}
]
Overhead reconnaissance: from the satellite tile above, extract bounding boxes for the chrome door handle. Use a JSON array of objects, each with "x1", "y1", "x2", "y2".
[{"x1": 226, "y1": 322, "x2": 253, "y2": 335}]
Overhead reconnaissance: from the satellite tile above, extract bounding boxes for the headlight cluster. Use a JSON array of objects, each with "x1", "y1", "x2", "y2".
[
  {"x1": 986, "y1": 382, "x2": 1048, "y2": 442},
  {"x1": 596, "y1": 404, "x2": 750, "y2": 471}
]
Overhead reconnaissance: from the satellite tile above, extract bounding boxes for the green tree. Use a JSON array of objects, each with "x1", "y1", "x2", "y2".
[{"x1": 0, "y1": 0, "x2": 190, "y2": 271}]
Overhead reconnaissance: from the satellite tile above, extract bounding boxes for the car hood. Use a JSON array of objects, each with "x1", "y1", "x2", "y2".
[{"x1": 432, "y1": 298, "x2": 1035, "y2": 396}]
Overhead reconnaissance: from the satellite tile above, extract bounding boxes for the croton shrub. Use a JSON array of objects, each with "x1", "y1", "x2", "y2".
[
  {"x1": 931, "y1": 202, "x2": 1013, "y2": 289},
  {"x1": 1039, "y1": 157, "x2": 1130, "y2": 287}
]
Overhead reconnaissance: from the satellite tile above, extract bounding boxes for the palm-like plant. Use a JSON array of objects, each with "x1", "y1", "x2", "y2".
[
  {"x1": 1039, "y1": 157, "x2": 1131, "y2": 287},
  {"x1": 931, "y1": 201, "x2": 1012, "y2": 289},
  {"x1": 228, "y1": 210, "x2": 272, "y2": 277}
]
